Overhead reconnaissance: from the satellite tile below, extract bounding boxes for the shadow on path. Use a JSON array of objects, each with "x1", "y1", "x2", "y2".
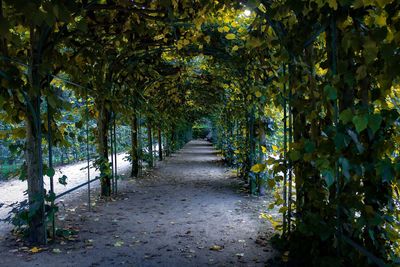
[{"x1": 0, "y1": 140, "x2": 275, "y2": 267}]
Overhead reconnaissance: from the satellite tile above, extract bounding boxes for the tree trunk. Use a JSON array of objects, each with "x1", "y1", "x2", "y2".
[
  {"x1": 26, "y1": 107, "x2": 46, "y2": 244},
  {"x1": 0, "y1": 0, "x2": 8, "y2": 56},
  {"x1": 97, "y1": 103, "x2": 111, "y2": 197},
  {"x1": 26, "y1": 26, "x2": 46, "y2": 244},
  {"x1": 158, "y1": 128, "x2": 163, "y2": 161},
  {"x1": 130, "y1": 113, "x2": 139, "y2": 177},
  {"x1": 147, "y1": 123, "x2": 153, "y2": 168},
  {"x1": 165, "y1": 130, "x2": 171, "y2": 157},
  {"x1": 171, "y1": 129, "x2": 176, "y2": 152},
  {"x1": 247, "y1": 107, "x2": 256, "y2": 194}
]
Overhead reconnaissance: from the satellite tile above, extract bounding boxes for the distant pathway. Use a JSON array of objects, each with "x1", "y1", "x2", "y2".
[{"x1": 0, "y1": 140, "x2": 275, "y2": 267}]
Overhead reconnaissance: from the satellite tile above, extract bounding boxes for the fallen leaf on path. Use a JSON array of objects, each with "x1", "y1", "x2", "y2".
[
  {"x1": 209, "y1": 245, "x2": 224, "y2": 251},
  {"x1": 29, "y1": 247, "x2": 42, "y2": 253},
  {"x1": 53, "y1": 248, "x2": 62, "y2": 253},
  {"x1": 114, "y1": 241, "x2": 124, "y2": 247},
  {"x1": 236, "y1": 253, "x2": 244, "y2": 257}
]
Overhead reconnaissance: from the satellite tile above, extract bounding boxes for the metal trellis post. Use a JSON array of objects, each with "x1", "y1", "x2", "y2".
[{"x1": 86, "y1": 89, "x2": 91, "y2": 211}]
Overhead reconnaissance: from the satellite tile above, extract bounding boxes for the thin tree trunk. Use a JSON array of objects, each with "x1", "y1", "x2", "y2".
[
  {"x1": 97, "y1": 103, "x2": 111, "y2": 197},
  {"x1": 171, "y1": 129, "x2": 176, "y2": 153},
  {"x1": 165, "y1": 130, "x2": 171, "y2": 157},
  {"x1": 147, "y1": 123, "x2": 153, "y2": 168},
  {"x1": 158, "y1": 128, "x2": 163, "y2": 161},
  {"x1": 131, "y1": 113, "x2": 139, "y2": 177},
  {"x1": 247, "y1": 108, "x2": 256, "y2": 193},
  {"x1": 0, "y1": 1, "x2": 8, "y2": 56}
]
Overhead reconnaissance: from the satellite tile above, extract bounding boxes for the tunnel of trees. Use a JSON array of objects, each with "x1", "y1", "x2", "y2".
[{"x1": 0, "y1": 0, "x2": 399, "y2": 266}]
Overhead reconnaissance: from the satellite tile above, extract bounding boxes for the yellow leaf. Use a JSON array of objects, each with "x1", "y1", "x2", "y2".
[
  {"x1": 376, "y1": 0, "x2": 390, "y2": 7},
  {"x1": 327, "y1": 0, "x2": 338, "y2": 10},
  {"x1": 386, "y1": 27, "x2": 394, "y2": 42},
  {"x1": 232, "y1": 45, "x2": 239, "y2": 52},
  {"x1": 30, "y1": 247, "x2": 42, "y2": 253},
  {"x1": 225, "y1": 33, "x2": 236, "y2": 40},
  {"x1": 177, "y1": 42, "x2": 183, "y2": 50},
  {"x1": 204, "y1": 36, "x2": 211, "y2": 43},
  {"x1": 375, "y1": 13, "x2": 387, "y2": 27},
  {"x1": 209, "y1": 245, "x2": 223, "y2": 251},
  {"x1": 255, "y1": 91, "x2": 262, "y2": 98},
  {"x1": 272, "y1": 145, "x2": 279, "y2": 152},
  {"x1": 258, "y1": 3, "x2": 267, "y2": 13},
  {"x1": 153, "y1": 33, "x2": 164, "y2": 40},
  {"x1": 316, "y1": 66, "x2": 328, "y2": 76},
  {"x1": 217, "y1": 27, "x2": 224, "y2": 33},
  {"x1": 251, "y1": 163, "x2": 266, "y2": 173},
  {"x1": 223, "y1": 26, "x2": 230, "y2": 32},
  {"x1": 261, "y1": 146, "x2": 267, "y2": 153}
]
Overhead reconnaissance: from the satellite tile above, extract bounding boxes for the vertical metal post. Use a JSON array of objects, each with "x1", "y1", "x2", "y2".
[
  {"x1": 36, "y1": 91, "x2": 47, "y2": 244},
  {"x1": 288, "y1": 63, "x2": 293, "y2": 234},
  {"x1": 282, "y1": 65, "x2": 288, "y2": 236},
  {"x1": 86, "y1": 89, "x2": 91, "y2": 211},
  {"x1": 138, "y1": 112, "x2": 142, "y2": 176},
  {"x1": 47, "y1": 95, "x2": 55, "y2": 240},
  {"x1": 110, "y1": 112, "x2": 115, "y2": 194},
  {"x1": 113, "y1": 115, "x2": 117, "y2": 195},
  {"x1": 330, "y1": 14, "x2": 342, "y2": 255}
]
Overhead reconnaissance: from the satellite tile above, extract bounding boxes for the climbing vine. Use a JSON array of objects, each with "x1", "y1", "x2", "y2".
[{"x1": 0, "y1": 0, "x2": 399, "y2": 265}]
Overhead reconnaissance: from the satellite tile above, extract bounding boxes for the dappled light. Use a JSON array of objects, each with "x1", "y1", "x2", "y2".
[{"x1": 0, "y1": 0, "x2": 399, "y2": 266}]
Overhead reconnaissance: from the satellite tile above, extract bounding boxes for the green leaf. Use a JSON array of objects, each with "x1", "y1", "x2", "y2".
[
  {"x1": 363, "y1": 38, "x2": 378, "y2": 64},
  {"x1": 334, "y1": 133, "x2": 350, "y2": 151},
  {"x1": 322, "y1": 169, "x2": 335, "y2": 188},
  {"x1": 289, "y1": 150, "x2": 301, "y2": 161},
  {"x1": 376, "y1": 159, "x2": 393, "y2": 183},
  {"x1": 304, "y1": 140, "x2": 315, "y2": 153},
  {"x1": 339, "y1": 157, "x2": 350, "y2": 181},
  {"x1": 368, "y1": 114, "x2": 382, "y2": 134},
  {"x1": 47, "y1": 167, "x2": 55, "y2": 177},
  {"x1": 352, "y1": 114, "x2": 368, "y2": 133},
  {"x1": 339, "y1": 109, "x2": 353, "y2": 124},
  {"x1": 59, "y1": 175, "x2": 68, "y2": 185},
  {"x1": 323, "y1": 85, "x2": 337, "y2": 100}
]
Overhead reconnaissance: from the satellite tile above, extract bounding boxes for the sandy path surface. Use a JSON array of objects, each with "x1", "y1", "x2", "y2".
[
  {"x1": 0, "y1": 140, "x2": 275, "y2": 266},
  {"x1": 0, "y1": 153, "x2": 132, "y2": 235}
]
